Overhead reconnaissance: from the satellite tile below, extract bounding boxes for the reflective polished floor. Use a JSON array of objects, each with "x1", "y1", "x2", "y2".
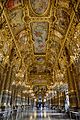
[{"x1": 1, "y1": 107, "x2": 75, "y2": 120}]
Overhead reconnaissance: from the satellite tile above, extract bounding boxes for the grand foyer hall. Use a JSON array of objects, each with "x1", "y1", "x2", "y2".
[{"x1": 0, "y1": 0, "x2": 80, "y2": 120}]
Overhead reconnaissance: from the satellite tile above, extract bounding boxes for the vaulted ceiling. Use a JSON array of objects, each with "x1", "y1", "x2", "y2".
[{"x1": 0, "y1": 0, "x2": 80, "y2": 99}]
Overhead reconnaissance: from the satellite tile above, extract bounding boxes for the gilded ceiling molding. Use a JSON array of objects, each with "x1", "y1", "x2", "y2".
[
  {"x1": 61, "y1": 1, "x2": 79, "y2": 54},
  {"x1": 46, "y1": 1, "x2": 80, "y2": 88},
  {"x1": 0, "y1": 16, "x2": 13, "y2": 66},
  {"x1": 53, "y1": 0, "x2": 80, "y2": 69},
  {"x1": 0, "y1": 1, "x2": 34, "y2": 84},
  {"x1": 0, "y1": 0, "x2": 80, "y2": 97}
]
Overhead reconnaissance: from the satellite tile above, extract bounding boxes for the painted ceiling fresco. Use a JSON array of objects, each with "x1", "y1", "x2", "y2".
[
  {"x1": 31, "y1": 22, "x2": 48, "y2": 53},
  {"x1": 18, "y1": 30, "x2": 28, "y2": 44},
  {"x1": 8, "y1": 8, "x2": 25, "y2": 34},
  {"x1": 30, "y1": 0, "x2": 49, "y2": 15},
  {"x1": 0, "y1": 0, "x2": 80, "y2": 98},
  {"x1": 6, "y1": 0, "x2": 21, "y2": 10}
]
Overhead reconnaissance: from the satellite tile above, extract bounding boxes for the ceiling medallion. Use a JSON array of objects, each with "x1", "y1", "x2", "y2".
[
  {"x1": 35, "y1": 56, "x2": 45, "y2": 64},
  {"x1": 29, "y1": 0, "x2": 50, "y2": 16}
]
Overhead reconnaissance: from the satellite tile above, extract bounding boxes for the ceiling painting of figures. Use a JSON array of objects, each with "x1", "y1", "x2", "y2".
[
  {"x1": 8, "y1": 8, "x2": 25, "y2": 34},
  {"x1": 31, "y1": 22, "x2": 49, "y2": 54},
  {"x1": 0, "y1": 0, "x2": 80, "y2": 98},
  {"x1": 6, "y1": 0, "x2": 21, "y2": 10},
  {"x1": 18, "y1": 30, "x2": 28, "y2": 45},
  {"x1": 30, "y1": 0, "x2": 49, "y2": 15}
]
